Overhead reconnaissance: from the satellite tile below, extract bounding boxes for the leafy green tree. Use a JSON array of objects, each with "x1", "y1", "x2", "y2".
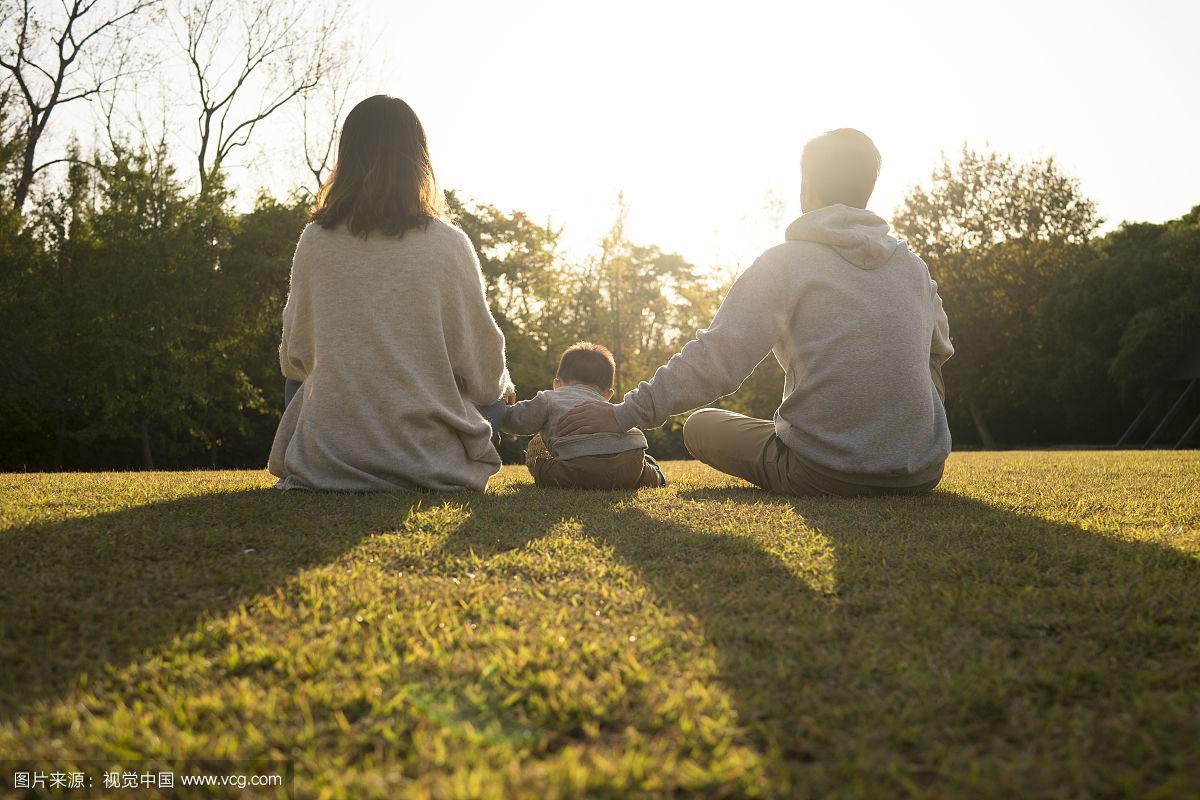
[
  {"x1": 211, "y1": 193, "x2": 309, "y2": 465},
  {"x1": 894, "y1": 146, "x2": 1102, "y2": 446},
  {"x1": 63, "y1": 143, "x2": 241, "y2": 467},
  {"x1": 1041, "y1": 207, "x2": 1200, "y2": 440},
  {"x1": 561, "y1": 202, "x2": 720, "y2": 456},
  {"x1": 451, "y1": 192, "x2": 721, "y2": 458},
  {"x1": 0, "y1": 169, "x2": 51, "y2": 466},
  {"x1": 0, "y1": 142, "x2": 311, "y2": 470},
  {"x1": 26, "y1": 136, "x2": 1193, "y2": 467},
  {"x1": 28, "y1": 149, "x2": 107, "y2": 466},
  {"x1": 576, "y1": 200, "x2": 720, "y2": 397},
  {"x1": 1106, "y1": 208, "x2": 1200, "y2": 393},
  {"x1": 448, "y1": 190, "x2": 568, "y2": 396},
  {"x1": 894, "y1": 146, "x2": 1100, "y2": 260}
]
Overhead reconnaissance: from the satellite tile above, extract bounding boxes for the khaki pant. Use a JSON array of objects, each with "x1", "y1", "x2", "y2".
[
  {"x1": 682, "y1": 408, "x2": 942, "y2": 497},
  {"x1": 525, "y1": 435, "x2": 662, "y2": 490}
]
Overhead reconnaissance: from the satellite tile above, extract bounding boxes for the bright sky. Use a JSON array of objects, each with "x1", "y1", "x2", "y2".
[{"x1": 52, "y1": 0, "x2": 1200, "y2": 270}]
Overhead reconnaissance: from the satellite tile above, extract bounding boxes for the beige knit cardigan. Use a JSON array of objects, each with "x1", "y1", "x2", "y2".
[{"x1": 268, "y1": 219, "x2": 512, "y2": 491}]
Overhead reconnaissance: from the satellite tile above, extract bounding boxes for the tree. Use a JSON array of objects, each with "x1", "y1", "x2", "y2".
[
  {"x1": 1040, "y1": 207, "x2": 1200, "y2": 441},
  {"x1": 0, "y1": 0, "x2": 160, "y2": 210},
  {"x1": 62, "y1": 141, "x2": 240, "y2": 468},
  {"x1": 449, "y1": 190, "x2": 569, "y2": 397},
  {"x1": 556, "y1": 200, "x2": 720, "y2": 458},
  {"x1": 894, "y1": 146, "x2": 1102, "y2": 446},
  {"x1": 298, "y1": 33, "x2": 373, "y2": 196},
  {"x1": 175, "y1": 0, "x2": 344, "y2": 195},
  {"x1": 27, "y1": 147, "x2": 106, "y2": 467},
  {"x1": 450, "y1": 192, "x2": 721, "y2": 460},
  {"x1": 894, "y1": 146, "x2": 1100, "y2": 262},
  {"x1": 581, "y1": 197, "x2": 720, "y2": 398},
  {"x1": 0, "y1": 151, "x2": 52, "y2": 466},
  {"x1": 0, "y1": 76, "x2": 23, "y2": 190},
  {"x1": 597, "y1": 197, "x2": 630, "y2": 393},
  {"x1": 209, "y1": 191, "x2": 307, "y2": 465},
  {"x1": 1105, "y1": 208, "x2": 1200, "y2": 395}
]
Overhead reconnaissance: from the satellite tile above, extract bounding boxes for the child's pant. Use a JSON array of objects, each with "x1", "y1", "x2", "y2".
[{"x1": 524, "y1": 435, "x2": 663, "y2": 490}]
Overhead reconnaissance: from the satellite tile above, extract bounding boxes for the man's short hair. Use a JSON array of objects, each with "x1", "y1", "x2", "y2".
[
  {"x1": 801, "y1": 128, "x2": 882, "y2": 209},
  {"x1": 557, "y1": 342, "x2": 615, "y2": 390}
]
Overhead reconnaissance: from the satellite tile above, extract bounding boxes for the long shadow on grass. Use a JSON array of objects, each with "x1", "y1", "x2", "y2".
[
  {"x1": 429, "y1": 482, "x2": 1200, "y2": 793},
  {"x1": 6, "y1": 475, "x2": 1198, "y2": 792},
  {"x1": 0, "y1": 486, "x2": 443, "y2": 721}
]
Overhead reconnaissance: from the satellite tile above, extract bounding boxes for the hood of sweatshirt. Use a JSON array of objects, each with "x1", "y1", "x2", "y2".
[{"x1": 784, "y1": 204, "x2": 900, "y2": 270}]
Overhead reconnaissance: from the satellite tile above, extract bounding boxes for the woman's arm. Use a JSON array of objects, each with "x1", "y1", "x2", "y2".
[
  {"x1": 443, "y1": 228, "x2": 514, "y2": 406},
  {"x1": 929, "y1": 278, "x2": 953, "y2": 403},
  {"x1": 279, "y1": 231, "x2": 313, "y2": 382}
]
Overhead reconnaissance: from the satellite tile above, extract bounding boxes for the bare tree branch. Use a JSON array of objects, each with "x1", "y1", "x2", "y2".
[
  {"x1": 0, "y1": 0, "x2": 161, "y2": 209},
  {"x1": 173, "y1": 0, "x2": 343, "y2": 196},
  {"x1": 29, "y1": 153, "x2": 107, "y2": 176},
  {"x1": 299, "y1": 9, "x2": 373, "y2": 194}
]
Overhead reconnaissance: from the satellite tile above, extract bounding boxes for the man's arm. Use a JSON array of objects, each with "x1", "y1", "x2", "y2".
[
  {"x1": 560, "y1": 255, "x2": 785, "y2": 435},
  {"x1": 929, "y1": 278, "x2": 953, "y2": 403}
]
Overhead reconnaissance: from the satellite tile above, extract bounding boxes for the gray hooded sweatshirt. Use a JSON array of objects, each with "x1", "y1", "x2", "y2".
[{"x1": 612, "y1": 204, "x2": 953, "y2": 487}]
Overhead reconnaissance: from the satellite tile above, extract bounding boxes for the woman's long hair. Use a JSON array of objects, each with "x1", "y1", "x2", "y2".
[{"x1": 311, "y1": 95, "x2": 447, "y2": 237}]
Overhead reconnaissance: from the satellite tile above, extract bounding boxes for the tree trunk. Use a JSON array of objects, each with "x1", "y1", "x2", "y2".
[
  {"x1": 612, "y1": 267, "x2": 622, "y2": 398},
  {"x1": 13, "y1": 119, "x2": 47, "y2": 211},
  {"x1": 968, "y1": 398, "x2": 998, "y2": 449},
  {"x1": 53, "y1": 417, "x2": 67, "y2": 471},
  {"x1": 140, "y1": 418, "x2": 155, "y2": 470},
  {"x1": 13, "y1": 141, "x2": 37, "y2": 211}
]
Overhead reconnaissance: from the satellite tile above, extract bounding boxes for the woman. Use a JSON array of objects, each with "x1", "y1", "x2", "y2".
[{"x1": 268, "y1": 95, "x2": 513, "y2": 491}]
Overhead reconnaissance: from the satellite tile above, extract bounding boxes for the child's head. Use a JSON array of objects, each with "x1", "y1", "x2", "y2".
[{"x1": 553, "y1": 342, "x2": 615, "y2": 399}]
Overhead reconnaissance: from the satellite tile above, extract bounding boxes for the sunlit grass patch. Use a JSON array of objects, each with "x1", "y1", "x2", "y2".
[{"x1": 1, "y1": 452, "x2": 1198, "y2": 798}]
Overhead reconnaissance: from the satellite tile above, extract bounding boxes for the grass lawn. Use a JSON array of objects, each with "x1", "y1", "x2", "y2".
[{"x1": 1, "y1": 451, "x2": 1198, "y2": 799}]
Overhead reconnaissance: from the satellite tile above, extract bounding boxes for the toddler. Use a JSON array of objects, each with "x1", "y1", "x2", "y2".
[{"x1": 502, "y1": 343, "x2": 666, "y2": 489}]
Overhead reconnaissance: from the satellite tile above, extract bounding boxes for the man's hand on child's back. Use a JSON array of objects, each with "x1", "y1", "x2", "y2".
[
  {"x1": 558, "y1": 401, "x2": 621, "y2": 436},
  {"x1": 504, "y1": 389, "x2": 517, "y2": 406}
]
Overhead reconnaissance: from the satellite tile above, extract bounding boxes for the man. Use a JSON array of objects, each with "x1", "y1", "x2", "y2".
[{"x1": 558, "y1": 128, "x2": 954, "y2": 496}]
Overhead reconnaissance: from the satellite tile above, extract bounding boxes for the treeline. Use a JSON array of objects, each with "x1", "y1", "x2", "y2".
[
  {"x1": 894, "y1": 147, "x2": 1200, "y2": 448},
  {"x1": 3, "y1": 0, "x2": 1198, "y2": 467},
  {"x1": 2, "y1": 141, "x2": 1196, "y2": 471},
  {"x1": 0, "y1": 140, "x2": 728, "y2": 469},
  {"x1": 4, "y1": 2, "x2": 1198, "y2": 471},
  {"x1": 1, "y1": 148, "x2": 302, "y2": 469}
]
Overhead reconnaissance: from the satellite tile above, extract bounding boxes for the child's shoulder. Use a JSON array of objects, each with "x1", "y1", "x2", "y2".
[{"x1": 552, "y1": 385, "x2": 606, "y2": 405}]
